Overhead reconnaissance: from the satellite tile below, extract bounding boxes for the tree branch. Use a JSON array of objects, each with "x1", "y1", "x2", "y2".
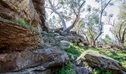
[
  {"x1": 64, "y1": 1, "x2": 85, "y2": 32},
  {"x1": 94, "y1": 0, "x2": 112, "y2": 41},
  {"x1": 78, "y1": 1, "x2": 85, "y2": 14},
  {"x1": 121, "y1": 26, "x2": 126, "y2": 43},
  {"x1": 47, "y1": 0, "x2": 67, "y2": 30},
  {"x1": 102, "y1": 0, "x2": 112, "y2": 11},
  {"x1": 118, "y1": 20, "x2": 126, "y2": 41}
]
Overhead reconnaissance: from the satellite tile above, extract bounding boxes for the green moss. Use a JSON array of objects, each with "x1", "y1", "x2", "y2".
[
  {"x1": 15, "y1": 18, "x2": 37, "y2": 30},
  {"x1": 90, "y1": 68, "x2": 112, "y2": 74},
  {"x1": 63, "y1": 43, "x2": 86, "y2": 58},
  {"x1": 58, "y1": 42, "x2": 126, "y2": 73},
  {"x1": 56, "y1": 61, "x2": 76, "y2": 74}
]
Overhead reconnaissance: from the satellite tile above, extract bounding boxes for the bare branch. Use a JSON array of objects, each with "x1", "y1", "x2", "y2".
[
  {"x1": 121, "y1": 26, "x2": 126, "y2": 43},
  {"x1": 102, "y1": 0, "x2": 112, "y2": 11},
  {"x1": 94, "y1": 0, "x2": 112, "y2": 42},
  {"x1": 72, "y1": 8, "x2": 77, "y2": 16},
  {"x1": 78, "y1": 1, "x2": 86, "y2": 14}
]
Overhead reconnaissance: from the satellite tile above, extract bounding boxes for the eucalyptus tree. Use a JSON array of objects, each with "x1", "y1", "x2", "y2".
[
  {"x1": 110, "y1": 20, "x2": 126, "y2": 49},
  {"x1": 77, "y1": 0, "x2": 113, "y2": 46},
  {"x1": 94, "y1": 0, "x2": 112, "y2": 44},
  {"x1": 109, "y1": 1, "x2": 126, "y2": 49},
  {"x1": 45, "y1": 0, "x2": 85, "y2": 32},
  {"x1": 79, "y1": 8, "x2": 100, "y2": 46}
]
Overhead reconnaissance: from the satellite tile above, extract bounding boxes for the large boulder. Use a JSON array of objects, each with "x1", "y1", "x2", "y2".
[
  {"x1": 0, "y1": 47, "x2": 69, "y2": 73},
  {"x1": 77, "y1": 52, "x2": 123, "y2": 74},
  {"x1": 0, "y1": 17, "x2": 42, "y2": 52}
]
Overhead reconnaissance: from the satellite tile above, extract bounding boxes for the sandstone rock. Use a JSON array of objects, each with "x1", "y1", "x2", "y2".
[
  {"x1": 77, "y1": 52, "x2": 123, "y2": 74},
  {"x1": 0, "y1": 47, "x2": 69, "y2": 73},
  {"x1": 0, "y1": 0, "x2": 41, "y2": 27},
  {"x1": 0, "y1": 17, "x2": 42, "y2": 52},
  {"x1": 32, "y1": 0, "x2": 48, "y2": 31},
  {"x1": 0, "y1": 0, "x2": 47, "y2": 51}
]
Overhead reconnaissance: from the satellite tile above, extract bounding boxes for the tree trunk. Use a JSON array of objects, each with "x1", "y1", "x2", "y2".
[
  {"x1": 91, "y1": 39, "x2": 96, "y2": 47},
  {"x1": 0, "y1": 0, "x2": 44, "y2": 52},
  {"x1": 64, "y1": 15, "x2": 80, "y2": 32}
]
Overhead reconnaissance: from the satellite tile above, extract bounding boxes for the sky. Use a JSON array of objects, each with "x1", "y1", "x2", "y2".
[
  {"x1": 86, "y1": 0, "x2": 120, "y2": 38},
  {"x1": 45, "y1": 0, "x2": 121, "y2": 38}
]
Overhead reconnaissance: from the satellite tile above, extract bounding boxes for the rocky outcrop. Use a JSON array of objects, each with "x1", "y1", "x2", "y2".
[
  {"x1": 0, "y1": 0, "x2": 46, "y2": 51},
  {"x1": 0, "y1": 17, "x2": 42, "y2": 52},
  {"x1": 77, "y1": 52, "x2": 123, "y2": 74},
  {"x1": 54, "y1": 31, "x2": 88, "y2": 46},
  {"x1": 0, "y1": 47, "x2": 69, "y2": 73},
  {"x1": 0, "y1": 0, "x2": 41, "y2": 27},
  {"x1": 32, "y1": 0, "x2": 48, "y2": 31},
  {"x1": 0, "y1": 0, "x2": 69, "y2": 74}
]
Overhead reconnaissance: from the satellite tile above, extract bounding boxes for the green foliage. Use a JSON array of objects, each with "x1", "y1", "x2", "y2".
[
  {"x1": 96, "y1": 48, "x2": 126, "y2": 68},
  {"x1": 15, "y1": 18, "x2": 28, "y2": 26},
  {"x1": 83, "y1": 61, "x2": 89, "y2": 67},
  {"x1": 90, "y1": 68, "x2": 112, "y2": 74},
  {"x1": 58, "y1": 42, "x2": 126, "y2": 73},
  {"x1": 64, "y1": 43, "x2": 85, "y2": 58},
  {"x1": 63, "y1": 42, "x2": 126, "y2": 68},
  {"x1": 15, "y1": 18, "x2": 37, "y2": 30},
  {"x1": 56, "y1": 61, "x2": 76, "y2": 74}
]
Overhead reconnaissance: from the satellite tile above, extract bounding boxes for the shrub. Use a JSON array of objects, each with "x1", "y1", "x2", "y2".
[{"x1": 56, "y1": 61, "x2": 76, "y2": 74}]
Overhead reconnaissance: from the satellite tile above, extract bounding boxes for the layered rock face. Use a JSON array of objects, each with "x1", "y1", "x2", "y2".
[
  {"x1": 0, "y1": 0, "x2": 43, "y2": 51},
  {"x1": 0, "y1": 0, "x2": 69, "y2": 74},
  {"x1": 0, "y1": 47, "x2": 69, "y2": 73},
  {"x1": 0, "y1": 17, "x2": 41, "y2": 52},
  {"x1": 0, "y1": 0, "x2": 41, "y2": 27}
]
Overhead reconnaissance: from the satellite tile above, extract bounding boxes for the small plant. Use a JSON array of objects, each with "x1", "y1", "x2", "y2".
[
  {"x1": 15, "y1": 18, "x2": 37, "y2": 30},
  {"x1": 83, "y1": 61, "x2": 89, "y2": 67},
  {"x1": 56, "y1": 61, "x2": 76, "y2": 74},
  {"x1": 90, "y1": 68, "x2": 112, "y2": 74},
  {"x1": 65, "y1": 45, "x2": 81, "y2": 58}
]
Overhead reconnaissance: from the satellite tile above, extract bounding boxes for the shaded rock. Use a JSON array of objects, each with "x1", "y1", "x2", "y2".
[
  {"x1": 0, "y1": 47, "x2": 69, "y2": 72},
  {"x1": 76, "y1": 67, "x2": 89, "y2": 74},
  {"x1": 60, "y1": 40, "x2": 70, "y2": 49},
  {"x1": 2, "y1": 68, "x2": 54, "y2": 74},
  {"x1": 77, "y1": 52, "x2": 123, "y2": 74},
  {"x1": 32, "y1": 0, "x2": 48, "y2": 31},
  {"x1": 69, "y1": 55, "x2": 75, "y2": 61},
  {"x1": 54, "y1": 32, "x2": 88, "y2": 46}
]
